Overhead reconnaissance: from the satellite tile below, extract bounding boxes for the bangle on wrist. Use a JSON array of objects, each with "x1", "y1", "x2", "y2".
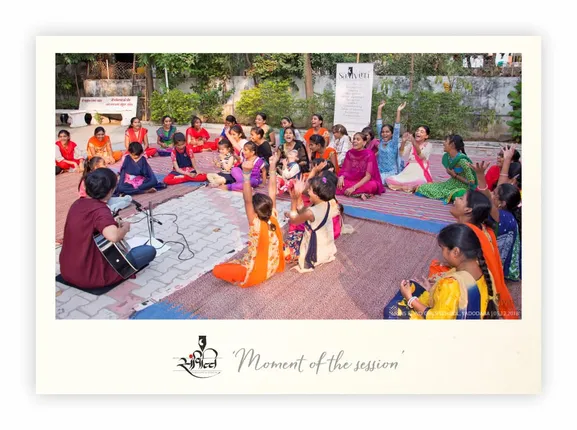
[
  {"x1": 407, "y1": 296, "x2": 418, "y2": 309},
  {"x1": 289, "y1": 210, "x2": 299, "y2": 218},
  {"x1": 499, "y1": 173, "x2": 509, "y2": 177}
]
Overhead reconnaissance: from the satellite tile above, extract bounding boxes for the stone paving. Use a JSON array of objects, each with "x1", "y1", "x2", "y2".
[{"x1": 55, "y1": 186, "x2": 291, "y2": 319}]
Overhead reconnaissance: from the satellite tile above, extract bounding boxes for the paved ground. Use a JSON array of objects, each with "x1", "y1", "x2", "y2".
[{"x1": 55, "y1": 186, "x2": 291, "y2": 319}]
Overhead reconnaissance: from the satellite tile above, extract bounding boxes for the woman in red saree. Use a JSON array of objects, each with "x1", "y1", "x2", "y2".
[
  {"x1": 124, "y1": 117, "x2": 157, "y2": 158},
  {"x1": 336, "y1": 132, "x2": 384, "y2": 199},
  {"x1": 55, "y1": 129, "x2": 84, "y2": 172}
]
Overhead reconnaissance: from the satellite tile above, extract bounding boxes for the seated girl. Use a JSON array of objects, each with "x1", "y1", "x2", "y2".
[
  {"x1": 376, "y1": 100, "x2": 406, "y2": 182},
  {"x1": 336, "y1": 132, "x2": 384, "y2": 200},
  {"x1": 279, "y1": 127, "x2": 309, "y2": 174},
  {"x1": 277, "y1": 149, "x2": 302, "y2": 194},
  {"x1": 186, "y1": 115, "x2": 218, "y2": 153},
  {"x1": 485, "y1": 148, "x2": 521, "y2": 191},
  {"x1": 212, "y1": 154, "x2": 284, "y2": 288},
  {"x1": 163, "y1": 132, "x2": 208, "y2": 185},
  {"x1": 250, "y1": 126, "x2": 273, "y2": 183},
  {"x1": 287, "y1": 175, "x2": 339, "y2": 273},
  {"x1": 279, "y1": 117, "x2": 303, "y2": 146},
  {"x1": 415, "y1": 134, "x2": 477, "y2": 204},
  {"x1": 309, "y1": 134, "x2": 339, "y2": 175},
  {"x1": 222, "y1": 142, "x2": 265, "y2": 192},
  {"x1": 155, "y1": 115, "x2": 177, "y2": 156},
  {"x1": 125, "y1": 117, "x2": 157, "y2": 158},
  {"x1": 383, "y1": 223, "x2": 499, "y2": 320},
  {"x1": 472, "y1": 145, "x2": 522, "y2": 281},
  {"x1": 362, "y1": 126, "x2": 379, "y2": 156},
  {"x1": 428, "y1": 189, "x2": 519, "y2": 319},
  {"x1": 86, "y1": 127, "x2": 123, "y2": 165},
  {"x1": 218, "y1": 115, "x2": 240, "y2": 143},
  {"x1": 55, "y1": 129, "x2": 84, "y2": 173},
  {"x1": 115, "y1": 142, "x2": 167, "y2": 195},
  {"x1": 207, "y1": 139, "x2": 236, "y2": 187},
  {"x1": 78, "y1": 156, "x2": 132, "y2": 213},
  {"x1": 329, "y1": 124, "x2": 351, "y2": 167},
  {"x1": 386, "y1": 126, "x2": 433, "y2": 192},
  {"x1": 225, "y1": 124, "x2": 249, "y2": 157}
]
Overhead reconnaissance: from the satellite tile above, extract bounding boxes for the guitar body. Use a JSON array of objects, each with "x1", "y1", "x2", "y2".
[{"x1": 93, "y1": 234, "x2": 137, "y2": 279}]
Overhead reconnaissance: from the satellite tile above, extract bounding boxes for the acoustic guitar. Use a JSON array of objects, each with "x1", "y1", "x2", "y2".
[{"x1": 93, "y1": 213, "x2": 137, "y2": 278}]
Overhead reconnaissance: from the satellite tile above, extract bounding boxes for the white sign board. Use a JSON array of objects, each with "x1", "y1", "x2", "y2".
[
  {"x1": 333, "y1": 63, "x2": 374, "y2": 134},
  {"x1": 78, "y1": 97, "x2": 138, "y2": 126}
]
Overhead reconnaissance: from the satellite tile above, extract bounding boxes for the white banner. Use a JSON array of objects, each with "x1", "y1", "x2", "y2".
[
  {"x1": 333, "y1": 63, "x2": 374, "y2": 134},
  {"x1": 78, "y1": 97, "x2": 138, "y2": 125}
]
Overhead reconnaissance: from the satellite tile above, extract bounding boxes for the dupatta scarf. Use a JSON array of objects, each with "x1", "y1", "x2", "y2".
[{"x1": 340, "y1": 148, "x2": 384, "y2": 194}]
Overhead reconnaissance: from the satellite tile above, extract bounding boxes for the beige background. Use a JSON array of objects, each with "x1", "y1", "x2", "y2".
[{"x1": 38, "y1": 36, "x2": 541, "y2": 394}]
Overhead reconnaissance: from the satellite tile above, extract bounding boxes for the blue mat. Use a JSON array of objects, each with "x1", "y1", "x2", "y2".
[
  {"x1": 343, "y1": 206, "x2": 449, "y2": 234},
  {"x1": 129, "y1": 302, "x2": 203, "y2": 319}
]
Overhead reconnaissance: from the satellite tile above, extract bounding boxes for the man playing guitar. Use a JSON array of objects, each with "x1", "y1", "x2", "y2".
[{"x1": 59, "y1": 168, "x2": 156, "y2": 289}]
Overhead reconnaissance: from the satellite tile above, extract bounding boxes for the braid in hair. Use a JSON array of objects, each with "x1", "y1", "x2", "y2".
[
  {"x1": 477, "y1": 250, "x2": 499, "y2": 319},
  {"x1": 513, "y1": 206, "x2": 522, "y2": 239}
]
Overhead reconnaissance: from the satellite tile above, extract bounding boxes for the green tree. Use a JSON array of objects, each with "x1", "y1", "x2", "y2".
[{"x1": 506, "y1": 81, "x2": 522, "y2": 143}]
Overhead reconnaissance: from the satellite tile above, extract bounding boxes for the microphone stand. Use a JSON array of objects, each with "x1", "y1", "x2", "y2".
[{"x1": 134, "y1": 200, "x2": 170, "y2": 252}]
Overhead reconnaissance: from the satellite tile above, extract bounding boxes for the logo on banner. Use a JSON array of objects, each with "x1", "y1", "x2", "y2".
[
  {"x1": 175, "y1": 335, "x2": 221, "y2": 378},
  {"x1": 338, "y1": 66, "x2": 371, "y2": 80}
]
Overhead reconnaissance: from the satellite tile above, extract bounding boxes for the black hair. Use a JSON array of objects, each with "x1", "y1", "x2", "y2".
[
  {"x1": 173, "y1": 132, "x2": 186, "y2": 143},
  {"x1": 465, "y1": 190, "x2": 493, "y2": 229},
  {"x1": 321, "y1": 170, "x2": 338, "y2": 188},
  {"x1": 380, "y1": 124, "x2": 394, "y2": 136},
  {"x1": 353, "y1": 132, "x2": 369, "y2": 143},
  {"x1": 437, "y1": 223, "x2": 498, "y2": 319},
  {"x1": 309, "y1": 134, "x2": 326, "y2": 148},
  {"x1": 256, "y1": 112, "x2": 267, "y2": 122},
  {"x1": 312, "y1": 113, "x2": 324, "y2": 126},
  {"x1": 218, "y1": 138, "x2": 234, "y2": 153},
  {"x1": 128, "y1": 142, "x2": 144, "y2": 156},
  {"x1": 191, "y1": 115, "x2": 202, "y2": 127},
  {"x1": 308, "y1": 176, "x2": 336, "y2": 202},
  {"x1": 508, "y1": 162, "x2": 522, "y2": 188},
  {"x1": 283, "y1": 126, "x2": 297, "y2": 137},
  {"x1": 496, "y1": 183, "x2": 522, "y2": 237},
  {"x1": 311, "y1": 157, "x2": 335, "y2": 172},
  {"x1": 230, "y1": 124, "x2": 247, "y2": 139},
  {"x1": 94, "y1": 126, "x2": 105, "y2": 136},
  {"x1": 251, "y1": 127, "x2": 265, "y2": 138},
  {"x1": 225, "y1": 115, "x2": 237, "y2": 123},
  {"x1": 58, "y1": 129, "x2": 70, "y2": 137},
  {"x1": 416, "y1": 125, "x2": 431, "y2": 136},
  {"x1": 498, "y1": 149, "x2": 521, "y2": 163},
  {"x1": 447, "y1": 134, "x2": 466, "y2": 155},
  {"x1": 362, "y1": 126, "x2": 375, "y2": 141},
  {"x1": 85, "y1": 168, "x2": 118, "y2": 200},
  {"x1": 162, "y1": 115, "x2": 172, "y2": 123},
  {"x1": 252, "y1": 193, "x2": 276, "y2": 231},
  {"x1": 281, "y1": 116, "x2": 294, "y2": 126},
  {"x1": 79, "y1": 156, "x2": 104, "y2": 191},
  {"x1": 243, "y1": 141, "x2": 257, "y2": 154},
  {"x1": 129, "y1": 117, "x2": 139, "y2": 128},
  {"x1": 56, "y1": 165, "x2": 62, "y2": 175}
]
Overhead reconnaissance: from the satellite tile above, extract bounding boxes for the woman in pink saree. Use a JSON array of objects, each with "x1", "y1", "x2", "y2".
[
  {"x1": 336, "y1": 132, "x2": 385, "y2": 200},
  {"x1": 386, "y1": 125, "x2": 433, "y2": 192}
]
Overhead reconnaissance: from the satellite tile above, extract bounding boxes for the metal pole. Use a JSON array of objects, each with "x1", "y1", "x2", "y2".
[{"x1": 164, "y1": 67, "x2": 169, "y2": 91}]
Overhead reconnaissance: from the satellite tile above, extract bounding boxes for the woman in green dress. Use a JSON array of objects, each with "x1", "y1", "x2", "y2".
[{"x1": 415, "y1": 134, "x2": 477, "y2": 204}]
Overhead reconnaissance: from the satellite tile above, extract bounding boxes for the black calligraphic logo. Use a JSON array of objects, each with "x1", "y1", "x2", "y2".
[
  {"x1": 175, "y1": 335, "x2": 221, "y2": 378},
  {"x1": 348, "y1": 67, "x2": 354, "y2": 78}
]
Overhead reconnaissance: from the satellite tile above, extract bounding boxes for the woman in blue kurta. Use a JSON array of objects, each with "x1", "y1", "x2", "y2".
[
  {"x1": 115, "y1": 142, "x2": 166, "y2": 195},
  {"x1": 376, "y1": 100, "x2": 406, "y2": 183}
]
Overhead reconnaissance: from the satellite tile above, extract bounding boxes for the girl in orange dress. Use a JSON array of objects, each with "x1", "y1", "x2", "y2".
[
  {"x1": 303, "y1": 113, "x2": 330, "y2": 159},
  {"x1": 309, "y1": 133, "x2": 339, "y2": 175},
  {"x1": 212, "y1": 152, "x2": 284, "y2": 288},
  {"x1": 87, "y1": 127, "x2": 122, "y2": 165}
]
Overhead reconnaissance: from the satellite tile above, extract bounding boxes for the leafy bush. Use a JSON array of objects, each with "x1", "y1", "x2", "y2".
[
  {"x1": 235, "y1": 80, "x2": 295, "y2": 126},
  {"x1": 293, "y1": 89, "x2": 336, "y2": 129},
  {"x1": 196, "y1": 85, "x2": 234, "y2": 123},
  {"x1": 150, "y1": 89, "x2": 200, "y2": 124},
  {"x1": 506, "y1": 81, "x2": 521, "y2": 142}
]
